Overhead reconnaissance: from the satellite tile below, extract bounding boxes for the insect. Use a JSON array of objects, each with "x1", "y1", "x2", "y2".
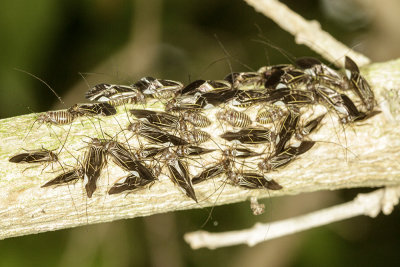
[
  {"x1": 256, "y1": 105, "x2": 287, "y2": 125},
  {"x1": 36, "y1": 110, "x2": 76, "y2": 125},
  {"x1": 224, "y1": 147, "x2": 261, "y2": 158},
  {"x1": 258, "y1": 141, "x2": 316, "y2": 172},
  {"x1": 221, "y1": 127, "x2": 275, "y2": 144},
  {"x1": 175, "y1": 145, "x2": 215, "y2": 157},
  {"x1": 85, "y1": 83, "x2": 145, "y2": 106},
  {"x1": 267, "y1": 88, "x2": 315, "y2": 106},
  {"x1": 224, "y1": 72, "x2": 263, "y2": 89},
  {"x1": 296, "y1": 57, "x2": 344, "y2": 89},
  {"x1": 196, "y1": 88, "x2": 240, "y2": 109},
  {"x1": 67, "y1": 103, "x2": 117, "y2": 117},
  {"x1": 191, "y1": 164, "x2": 226, "y2": 185},
  {"x1": 275, "y1": 109, "x2": 300, "y2": 153},
  {"x1": 181, "y1": 130, "x2": 211, "y2": 144},
  {"x1": 130, "y1": 109, "x2": 180, "y2": 129},
  {"x1": 216, "y1": 108, "x2": 252, "y2": 128},
  {"x1": 108, "y1": 173, "x2": 155, "y2": 195},
  {"x1": 231, "y1": 90, "x2": 270, "y2": 107},
  {"x1": 104, "y1": 140, "x2": 158, "y2": 182},
  {"x1": 296, "y1": 113, "x2": 325, "y2": 140},
  {"x1": 133, "y1": 77, "x2": 183, "y2": 99},
  {"x1": 344, "y1": 56, "x2": 375, "y2": 112},
  {"x1": 9, "y1": 148, "x2": 59, "y2": 163},
  {"x1": 179, "y1": 80, "x2": 231, "y2": 96},
  {"x1": 181, "y1": 111, "x2": 211, "y2": 128},
  {"x1": 83, "y1": 138, "x2": 107, "y2": 198},
  {"x1": 191, "y1": 147, "x2": 258, "y2": 185},
  {"x1": 229, "y1": 172, "x2": 282, "y2": 190},
  {"x1": 162, "y1": 148, "x2": 197, "y2": 202},
  {"x1": 258, "y1": 64, "x2": 306, "y2": 90},
  {"x1": 165, "y1": 94, "x2": 205, "y2": 112},
  {"x1": 41, "y1": 168, "x2": 84, "y2": 187},
  {"x1": 128, "y1": 122, "x2": 188, "y2": 146}
]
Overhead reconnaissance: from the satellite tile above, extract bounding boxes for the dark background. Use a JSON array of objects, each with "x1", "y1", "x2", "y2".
[{"x1": 1, "y1": 0, "x2": 399, "y2": 266}]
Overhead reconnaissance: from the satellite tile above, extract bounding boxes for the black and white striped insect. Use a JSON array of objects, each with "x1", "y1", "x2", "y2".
[
  {"x1": 133, "y1": 77, "x2": 183, "y2": 99},
  {"x1": 128, "y1": 121, "x2": 188, "y2": 146},
  {"x1": 179, "y1": 80, "x2": 232, "y2": 96},
  {"x1": 220, "y1": 127, "x2": 275, "y2": 144},
  {"x1": 256, "y1": 105, "x2": 287, "y2": 125},
  {"x1": 162, "y1": 148, "x2": 197, "y2": 202},
  {"x1": 130, "y1": 109, "x2": 181, "y2": 129},
  {"x1": 9, "y1": 148, "x2": 59, "y2": 164},
  {"x1": 41, "y1": 168, "x2": 84, "y2": 187},
  {"x1": 68, "y1": 103, "x2": 117, "y2": 117},
  {"x1": 296, "y1": 57, "x2": 344, "y2": 89},
  {"x1": 36, "y1": 110, "x2": 76, "y2": 125},
  {"x1": 83, "y1": 138, "x2": 108, "y2": 198},
  {"x1": 295, "y1": 113, "x2": 325, "y2": 140},
  {"x1": 344, "y1": 56, "x2": 375, "y2": 112},
  {"x1": 224, "y1": 72, "x2": 263, "y2": 89},
  {"x1": 258, "y1": 141, "x2": 316, "y2": 172},
  {"x1": 181, "y1": 130, "x2": 210, "y2": 144},
  {"x1": 275, "y1": 109, "x2": 300, "y2": 154},
  {"x1": 216, "y1": 108, "x2": 252, "y2": 128},
  {"x1": 181, "y1": 111, "x2": 211, "y2": 128},
  {"x1": 258, "y1": 64, "x2": 307, "y2": 90},
  {"x1": 231, "y1": 90, "x2": 270, "y2": 107},
  {"x1": 229, "y1": 172, "x2": 282, "y2": 190},
  {"x1": 108, "y1": 173, "x2": 156, "y2": 195},
  {"x1": 85, "y1": 83, "x2": 145, "y2": 106},
  {"x1": 191, "y1": 146, "x2": 258, "y2": 185}
]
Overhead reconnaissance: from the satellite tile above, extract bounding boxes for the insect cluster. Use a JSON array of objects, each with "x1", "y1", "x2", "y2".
[{"x1": 10, "y1": 56, "x2": 376, "y2": 203}]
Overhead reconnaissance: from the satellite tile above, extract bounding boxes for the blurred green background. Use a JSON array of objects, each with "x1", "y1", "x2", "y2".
[{"x1": 1, "y1": 0, "x2": 400, "y2": 266}]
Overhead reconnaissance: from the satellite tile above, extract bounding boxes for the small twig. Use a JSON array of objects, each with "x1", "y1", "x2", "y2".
[
  {"x1": 184, "y1": 186, "x2": 400, "y2": 249},
  {"x1": 244, "y1": 0, "x2": 371, "y2": 67}
]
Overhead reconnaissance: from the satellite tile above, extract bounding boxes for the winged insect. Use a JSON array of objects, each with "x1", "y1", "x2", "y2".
[
  {"x1": 133, "y1": 77, "x2": 183, "y2": 99},
  {"x1": 83, "y1": 138, "x2": 108, "y2": 198},
  {"x1": 230, "y1": 172, "x2": 282, "y2": 190},
  {"x1": 162, "y1": 148, "x2": 197, "y2": 202},
  {"x1": 127, "y1": 121, "x2": 188, "y2": 146},
  {"x1": 9, "y1": 148, "x2": 58, "y2": 164},
  {"x1": 258, "y1": 141, "x2": 316, "y2": 172},
  {"x1": 180, "y1": 80, "x2": 231, "y2": 96},
  {"x1": 224, "y1": 72, "x2": 263, "y2": 89},
  {"x1": 68, "y1": 103, "x2": 117, "y2": 117},
  {"x1": 85, "y1": 83, "x2": 145, "y2": 106},
  {"x1": 344, "y1": 56, "x2": 375, "y2": 112},
  {"x1": 41, "y1": 168, "x2": 84, "y2": 187}
]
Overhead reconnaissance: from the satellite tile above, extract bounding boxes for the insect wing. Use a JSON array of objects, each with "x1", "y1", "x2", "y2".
[
  {"x1": 236, "y1": 172, "x2": 282, "y2": 190},
  {"x1": 275, "y1": 110, "x2": 300, "y2": 153},
  {"x1": 9, "y1": 150, "x2": 57, "y2": 163},
  {"x1": 130, "y1": 109, "x2": 179, "y2": 129},
  {"x1": 192, "y1": 164, "x2": 224, "y2": 185},
  {"x1": 167, "y1": 159, "x2": 197, "y2": 202},
  {"x1": 108, "y1": 173, "x2": 154, "y2": 195},
  {"x1": 221, "y1": 128, "x2": 274, "y2": 144},
  {"x1": 180, "y1": 80, "x2": 206, "y2": 95},
  {"x1": 42, "y1": 168, "x2": 83, "y2": 187},
  {"x1": 84, "y1": 145, "x2": 106, "y2": 198}
]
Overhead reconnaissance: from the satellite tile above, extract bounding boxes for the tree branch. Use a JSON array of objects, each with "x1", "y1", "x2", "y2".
[
  {"x1": 184, "y1": 186, "x2": 400, "y2": 249},
  {"x1": 0, "y1": 58, "x2": 399, "y2": 240},
  {"x1": 244, "y1": 0, "x2": 371, "y2": 67}
]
